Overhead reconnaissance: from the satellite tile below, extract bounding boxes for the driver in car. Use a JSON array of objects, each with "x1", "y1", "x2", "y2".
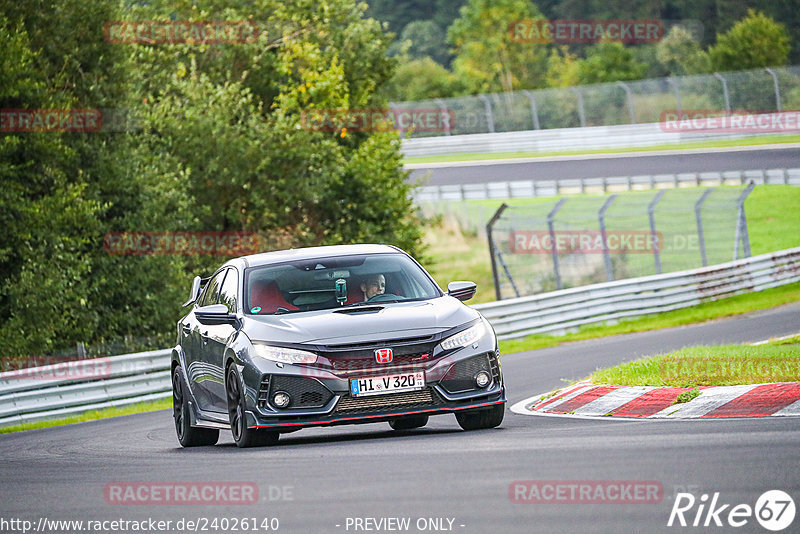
[{"x1": 360, "y1": 274, "x2": 386, "y2": 301}]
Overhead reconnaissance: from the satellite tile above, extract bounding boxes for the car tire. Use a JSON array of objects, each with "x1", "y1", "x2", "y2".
[
  {"x1": 172, "y1": 367, "x2": 219, "y2": 447},
  {"x1": 455, "y1": 403, "x2": 504, "y2": 431},
  {"x1": 388, "y1": 415, "x2": 429, "y2": 431},
  {"x1": 226, "y1": 366, "x2": 279, "y2": 448}
]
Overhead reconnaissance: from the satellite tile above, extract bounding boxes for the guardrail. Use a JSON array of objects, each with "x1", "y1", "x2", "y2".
[
  {"x1": 413, "y1": 168, "x2": 800, "y2": 203},
  {"x1": 0, "y1": 349, "x2": 171, "y2": 427},
  {"x1": 473, "y1": 247, "x2": 800, "y2": 340},
  {"x1": 400, "y1": 115, "x2": 798, "y2": 158},
  {"x1": 2, "y1": 247, "x2": 798, "y2": 426}
]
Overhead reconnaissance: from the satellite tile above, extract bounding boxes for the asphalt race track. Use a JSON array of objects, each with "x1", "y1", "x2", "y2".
[
  {"x1": 2, "y1": 303, "x2": 798, "y2": 534},
  {"x1": 407, "y1": 145, "x2": 800, "y2": 186}
]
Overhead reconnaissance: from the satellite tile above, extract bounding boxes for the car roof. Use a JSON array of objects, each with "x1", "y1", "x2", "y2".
[{"x1": 224, "y1": 244, "x2": 404, "y2": 270}]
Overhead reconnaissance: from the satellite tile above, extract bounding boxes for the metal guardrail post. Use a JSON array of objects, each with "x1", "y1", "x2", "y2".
[
  {"x1": 713, "y1": 73, "x2": 731, "y2": 114},
  {"x1": 667, "y1": 77, "x2": 682, "y2": 116},
  {"x1": 734, "y1": 182, "x2": 756, "y2": 260},
  {"x1": 547, "y1": 198, "x2": 568, "y2": 290},
  {"x1": 521, "y1": 90, "x2": 541, "y2": 130},
  {"x1": 648, "y1": 190, "x2": 666, "y2": 274},
  {"x1": 764, "y1": 68, "x2": 782, "y2": 112},
  {"x1": 695, "y1": 188, "x2": 714, "y2": 267},
  {"x1": 434, "y1": 98, "x2": 451, "y2": 136},
  {"x1": 598, "y1": 194, "x2": 618, "y2": 282},
  {"x1": 487, "y1": 203, "x2": 509, "y2": 301},
  {"x1": 616, "y1": 81, "x2": 636, "y2": 124},
  {"x1": 570, "y1": 87, "x2": 586, "y2": 127},
  {"x1": 477, "y1": 94, "x2": 495, "y2": 133}
]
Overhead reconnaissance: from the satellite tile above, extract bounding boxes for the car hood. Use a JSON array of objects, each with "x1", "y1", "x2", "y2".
[{"x1": 242, "y1": 296, "x2": 479, "y2": 345}]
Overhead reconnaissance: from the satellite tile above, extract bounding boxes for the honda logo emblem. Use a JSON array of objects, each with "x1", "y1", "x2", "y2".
[{"x1": 375, "y1": 348, "x2": 393, "y2": 364}]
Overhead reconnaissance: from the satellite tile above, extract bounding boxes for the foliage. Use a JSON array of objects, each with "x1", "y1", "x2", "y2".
[
  {"x1": 577, "y1": 42, "x2": 648, "y2": 85},
  {"x1": 545, "y1": 46, "x2": 580, "y2": 87},
  {"x1": 447, "y1": 0, "x2": 549, "y2": 93},
  {"x1": 709, "y1": 10, "x2": 791, "y2": 71},
  {"x1": 381, "y1": 57, "x2": 467, "y2": 101},
  {"x1": 390, "y1": 20, "x2": 451, "y2": 66},
  {"x1": 656, "y1": 26, "x2": 711, "y2": 75},
  {"x1": 0, "y1": 0, "x2": 425, "y2": 360}
]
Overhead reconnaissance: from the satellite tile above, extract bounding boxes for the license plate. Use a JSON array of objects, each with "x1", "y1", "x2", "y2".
[{"x1": 350, "y1": 371, "x2": 425, "y2": 397}]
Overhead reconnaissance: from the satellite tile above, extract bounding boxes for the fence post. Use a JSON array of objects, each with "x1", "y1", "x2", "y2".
[
  {"x1": 570, "y1": 87, "x2": 586, "y2": 127},
  {"x1": 667, "y1": 77, "x2": 682, "y2": 116},
  {"x1": 487, "y1": 203, "x2": 509, "y2": 301},
  {"x1": 547, "y1": 198, "x2": 568, "y2": 290},
  {"x1": 648, "y1": 190, "x2": 666, "y2": 274},
  {"x1": 713, "y1": 73, "x2": 731, "y2": 114},
  {"x1": 733, "y1": 182, "x2": 756, "y2": 260},
  {"x1": 434, "y1": 98, "x2": 451, "y2": 136},
  {"x1": 598, "y1": 194, "x2": 618, "y2": 282},
  {"x1": 695, "y1": 188, "x2": 714, "y2": 266},
  {"x1": 616, "y1": 81, "x2": 636, "y2": 124},
  {"x1": 477, "y1": 94, "x2": 495, "y2": 133},
  {"x1": 764, "y1": 68, "x2": 782, "y2": 112},
  {"x1": 521, "y1": 90, "x2": 541, "y2": 130}
]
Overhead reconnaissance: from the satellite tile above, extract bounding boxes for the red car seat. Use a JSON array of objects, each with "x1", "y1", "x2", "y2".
[{"x1": 249, "y1": 280, "x2": 297, "y2": 314}]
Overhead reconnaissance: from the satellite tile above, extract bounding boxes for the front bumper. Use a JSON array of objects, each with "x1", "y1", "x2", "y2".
[{"x1": 243, "y1": 348, "x2": 506, "y2": 431}]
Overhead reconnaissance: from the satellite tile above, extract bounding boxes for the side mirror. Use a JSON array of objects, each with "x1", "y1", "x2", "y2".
[
  {"x1": 182, "y1": 276, "x2": 203, "y2": 307},
  {"x1": 447, "y1": 281, "x2": 477, "y2": 302},
  {"x1": 196, "y1": 304, "x2": 238, "y2": 326}
]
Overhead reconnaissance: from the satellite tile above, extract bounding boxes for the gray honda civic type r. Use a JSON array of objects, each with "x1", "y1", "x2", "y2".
[{"x1": 171, "y1": 244, "x2": 506, "y2": 447}]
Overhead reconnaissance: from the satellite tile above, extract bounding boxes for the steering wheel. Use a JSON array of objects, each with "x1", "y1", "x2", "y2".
[{"x1": 367, "y1": 293, "x2": 399, "y2": 302}]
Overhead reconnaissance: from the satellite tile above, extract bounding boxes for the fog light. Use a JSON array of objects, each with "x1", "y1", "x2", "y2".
[
  {"x1": 475, "y1": 371, "x2": 491, "y2": 388},
  {"x1": 273, "y1": 391, "x2": 291, "y2": 408}
]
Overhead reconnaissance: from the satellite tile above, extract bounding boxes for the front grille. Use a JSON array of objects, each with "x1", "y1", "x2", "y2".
[
  {"x1": 261, "y1": 375, "x2": 333, "y2": 409},
  {"x1": 440, "y1": 354, "x2": 492, "y2": 394},
  {"x1": 322, "y1": 335, "x2": 435, "y2": 352},
  {"x1": 329, "y1": 352, "x2": 433, "y2": 376},
  {"x1": 334, "y1": 388, "x2": 443, "y2": 414}
]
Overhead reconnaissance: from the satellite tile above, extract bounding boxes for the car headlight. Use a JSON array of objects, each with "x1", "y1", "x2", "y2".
[
  {"x1": 439, "y1": 321, "x2": 487, "y2": 351},
  {"x1": 253, "y1": 344, "x2": 318, "y2": 365}
]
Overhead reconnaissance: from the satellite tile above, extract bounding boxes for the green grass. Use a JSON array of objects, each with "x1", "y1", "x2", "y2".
[
  {"x1": 498, "y1": 281, "x2": 800, "y2": 355},
  {"x1": 0, "y1": 397, "x2": 171, "y2": 434},
  {"x1": 588, "y1": 339, "x2": 800, "y2": 387},
  {"x1": 403, "y1": 135, "x2": 800, "y2": 165}
]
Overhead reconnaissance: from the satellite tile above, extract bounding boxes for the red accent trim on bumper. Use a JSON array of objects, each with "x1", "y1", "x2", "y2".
[{"x1": 249, "y1": 399, "x2": 506, "y2": 429}]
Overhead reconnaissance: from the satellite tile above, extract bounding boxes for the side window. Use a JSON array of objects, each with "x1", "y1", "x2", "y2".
[
  {"x1": 198, "y1": 270, "x2": 225, "y2": 307},
  {"x1": 218, "y1": 268, "x2": 238, "y2": 313}
]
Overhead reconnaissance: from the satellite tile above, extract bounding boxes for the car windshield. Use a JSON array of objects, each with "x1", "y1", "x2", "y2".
[{"x1": 244, "y1": 253, "x2": 441, "y2": 315}]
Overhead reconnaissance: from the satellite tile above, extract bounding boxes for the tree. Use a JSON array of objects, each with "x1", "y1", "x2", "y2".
[
  {"x1": 392, "y1": 20, "x2": 451, "y2": 66},
  {"x1": 577, "y1": 42, "x2": 647, "y2": 84},
  {"x1": 381, "y1": 57, "x2": 466, "y2": 101},
  {"x1": 656, "y1": 25, "x2": 711, "y2": 75},
  {"x1": 708, "y1": 10, "x2": 791, "y2": 71},
  {"x1": 447, "y1": 0, "x2": 549, "y2": 93},
  {"x1": 545, "y1": 46, "x2": 580, "y2": 87}
]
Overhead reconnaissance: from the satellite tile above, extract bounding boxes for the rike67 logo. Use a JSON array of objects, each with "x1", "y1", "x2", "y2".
[{"x1": 668, "y1": 490, "x2": 795, "y2": 531}]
